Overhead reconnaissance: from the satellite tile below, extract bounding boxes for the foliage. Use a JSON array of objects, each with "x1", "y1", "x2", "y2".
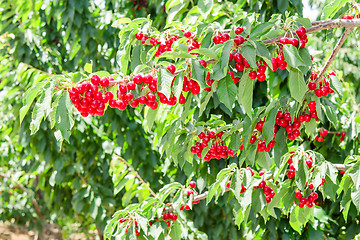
[{"x1": 1, "y1": 0, "x2": 360, "y2": 239}]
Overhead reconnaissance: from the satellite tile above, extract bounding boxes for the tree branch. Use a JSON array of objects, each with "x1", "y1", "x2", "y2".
[
  {"x1": 0, "y1": 173, "x2": 44, "y2": 219},
  {"x1": 314, "y1": 27, "x2": 354, "y2": 84},
  {"x1": 113, "y1": 154, "x2": 157, "y2": 197}
]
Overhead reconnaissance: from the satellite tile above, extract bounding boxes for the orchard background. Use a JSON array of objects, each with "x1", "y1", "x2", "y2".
[{"x1": 1, "y1": 0, "x2": 360, "y2": 239}]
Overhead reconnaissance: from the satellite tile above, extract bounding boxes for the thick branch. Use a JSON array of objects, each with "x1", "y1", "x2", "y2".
[
  {"x1": 263, "y1": 19, "x2": 360, "y2": 44},
  {"x1": 0, "y1": 173, "x2": 44, "y2": 219},
  {"x1": 113, "y1": 154, "x2": 157, "y2": 197},
  {"x1": 314, "y1": 27, "x2": 354, "y2": 84}
]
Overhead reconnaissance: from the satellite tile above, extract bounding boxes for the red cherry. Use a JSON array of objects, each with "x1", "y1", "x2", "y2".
[
  {"x1": 308, "y1": 82, "x2": 316, "y2": 90},
  {"x1": 91, "y1": 75, "x2": 100, "y2": 85},
  {"x1": 189, "y1": 181, "x2": 196, "y2": 188},
  {"x1": 184, "y1": 31, "x2": 192, "y2": 38},
  {"x1": 249, "y1": 71, "x2": 257, "y2": 79},
  {"x1": 185, "y1": 205, "x2": 191, "y2": 210},
  {"x1": 213, "y1": 35, "x2": 222, "y2": 44},
  {"x1": 320, "y1": 129, "x2": 328, "y2": 137},
  {"x1": 167, "y1": 64, "x2": 176, "y2": 74},
  {"x1": 279, "y1": 37, "x2": 289, "y2": 45},
  {"x1": 133, "y1": 75, "x2": 143, "y2": 85},
  {"x1": 278, "y1": 61, "x2": 287, "y2": 69},
  {"x1": 221, "y1": 33, "x2": 230, "y2": 42},
  {"x1": 226, "y1": 181, "x2": 231, "y2": 188},
  {"x1": 296, "y1": 191, "x2": 302, "y2": 199},
  {"x1": 306, "y1": 202, "x2": 313, "y2": 208},
  {"x1": 235, "y1": 27, "x2": 244, "y2": 35},
  {"x1": 287, "y1": 170, "x2": 295, "y2": 179},
  {"x1": 257, "y1": 73, "x2": 266, "y2": 81},
  {"x1": 234, "y1": 35, "x2": 245, "y2": 45},
  {"x1": 136, "y1": 32, "x2": 143, "y2": 40},
  {"x1": 259, "y1": 170, "x2": 265, "y2": 176},
  {"x1": 199, "y1": 59, "x2": 207, "y2": 68},
  {"x1": 308, "y1": 183, "x2": 314, "y2": 189},
  {"x1": 290, "y1": 38, "x2": 299, "y2": 47},
  {"x1": 100, "y1": 77, "x2": 109, "y2": 87},
  {"x1": 296, "y1": 26, "x2": 306, "y2": 36},
  {"x1": 127, "y1": 81, "x2": 136, "y2": 90}
]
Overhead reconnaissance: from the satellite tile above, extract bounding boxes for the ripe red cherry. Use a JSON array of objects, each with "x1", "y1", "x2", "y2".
[
  {"x1": 169, "y1": 213, "x2": 178, "y2": 221},
  {"x1": 184, "y1": 31, "x2": 192, "y2": 38},
  {"x1": 234, "y1": 35, "x2": 245, "y2": 45},
  {"x1": 308, "y1": 82, "x2": 316, "y2": 90},
  {"x1": 127, "y1": 81, "x2": 136, "y2": 90},
  {"x1": 190, "y1": 85, "x2": 200, "y2": 95},
  {"x1": 249, "y1": 135, "x2": 257, "y2": 144},
  {"x1": 259, "y1": 170, "x2": 265, "y2": 176},
  {"x1": 320, "y1": 129, "x2": 328, "y2": 137},
  {"x1": 136, "y1": 32, "x2": 143, "y2": 40},
  {"x1": 290, "y1": 38, "x2": 299, "y2": 47},
  {"x1": 167, "y1": 64, "x2": 176, "y2": 74},
  {"x1": 279, "y1": 37, "x2": 289, "y2": 45},
  {"x1": 213, "y1": 35, "x2": 222, "y2": 44},
  {"x1": 178, "y1": 93, "x2": 186, "y2": 104},
  {"x1": 235, "y1": 27, "x2": 244, "y2": 35},
  {"x1": 259, "y1": 180, "x2": 266, "y2": 188},
  {"x1": 278, "y1": 61, "x2": 287, "y2": 69},
  {"x1": 199, "y1": 59, "x2": 207, "y2": 68},
  {"x1": 189, "y1": 181, "x2": 196, "y2": 188},
  {"x1": 221, "y1": 33, "x2": 230, "y2": 42},
  {"x1": 133, "y1": 75, "x2": 143, "y2": 85},
  {"x1": 257, "y1": 73, "x2": 266, "y2": 81},
  {"x1": 286, "y1": 125, "x2": 294, "y2": 133},
  {"x1": 257, "y1": 65, "x2": 266, "y2": 74},
  {"x1": 287, "y1": 170, "x2": 295, "y2": 179},
  {"x1": 91, "y1": 75, "x2": 100, "y2": 85},
  {"x1": 100, "y1": 77, "x2": 109, "y2": 87},
  {"x1": 308, "y1": 183, "x2": 314, "y2": 189},
  {"x1": 226, "y1": 181, "x2": 231, "y2": 188},
  {"x1": 306, "y1": 202, "x2": 313, "y2": 208},
  {"x1": 234, "y1": 53, "x2": 243, "y2": 63},
  {"x1": 185, "y1": 205, "x2": 191, "y2": 210},
  {"x1": 163, "y1": 213, "x2": 170, "y2": 220},
  {"x1": 296, "y1": 26, "x2": 306, "y2": 36},
  {"x1": 296, "y1": 191, "x2": 302, "y2": 199},
  {"x1": 227, "y1": 149, "x2": 234, "y2": 156},
  {"x1": 249, "y1": 71, "x2": 257, "y2": 79}
]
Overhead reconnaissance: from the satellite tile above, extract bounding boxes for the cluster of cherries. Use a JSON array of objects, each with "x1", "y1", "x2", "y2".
[
  {"x1": 213, "y1": 27, "x2": 245, "y2": 45},
  {"x1": 295, "y1": 191, "x2": 319, "y2": 208},
  {"x1": 190, "y1": 130, "x2": 236, "y2": 161},
  {"x1": 68, "y1": 75, "x2": 113, "y2": 117},
  {"x1": 342, "y1": 13, "x2": 360, "y2": 19},
  {"x1": 278, "y1": 26, "x2": 308, "y2": 49},
  {"x1": 315, "y1": 129, "x2": 346, "y2": 142},
  {"x1": 119, "y1": 215, "x2": 142, "y2": 235},
  {"x1": 136, "y1": 29, "x2": 201, "y2": 57},
  {"x1": 308, "y1": 72, "x2": 335, "y2": 97},
  {"x1": 287, "y1": 153, "x2": 316, "y2": 179},
  {"x1": 254, "y1": 180, "x2": 276, "y2": 203},
  {"x1": 180, "y1": 181, "x2": 200, "y2": 210}
]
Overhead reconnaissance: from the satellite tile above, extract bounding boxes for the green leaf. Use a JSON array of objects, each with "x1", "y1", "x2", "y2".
[
  {"x1": 30, "y1": 82, "x2": 54, "y2": 134},
  {"x1": 283, "y1": 45, "x2": 305, "y2": 69},
  {"x1": 220, "y1": 40, "x2": 233, "y2": 77},
  {"x1": 304, "y1": 118, "x2": 316, "y2": 137},
  {"x1": 190, "y1": 47, "x2": 219, "y2": 60},
  {"x1": 191, "y1": 59, "x2": 206, "y2": 88},
  {"x1": 277, "y1": 0, "x2": 289, "y2": 13},
  {"x1": 288, "y1": 68, "x2": 307, "y2": 103},
  {"x1": 20, "y1": 79, "x2": 49, "y2": 124},
  {"x1": 322, "y1": 104, "x2": 337, "y2": 127},
  {"x1": 158, "y1": 68, "x2": 174, "y2": 99},
  {"x1": 217, "y1": 75, "x2": 237, "y2": 110},
  {"x1": 112, "y1": 17, "x2": 132, "y2": 27},
  {"x1": 198, "y1": 0, "x2": 213, "y2": 19},
  {"x1": 263, "y1": 105, "x2": 278, "y2": 144},
  {"x1": 329, "y1": 75, "x2": 343, "y2": 96},
  {"x1": 206, "y1": 181, "x2": 220, "y2": 204},
  {"x1": 348, "y1": 161, "x2": 360, "y2": 190},
  {"x1": 323, "y1": 0, "x2": 351, "y2": 19},
  {"x1": 295, "y1": 159, "x2": 308, "y2": 191},
  {"x1": 241, "y1": 44, "x2": 257, "y2": 68},
  {"x1": 84, "y1": 62, "x2": 92, "y2": 73},
  {"x1": 241, "y1": 75, "x2": 253, "y2": 118},
  {"x1": 199, "y1": 90, "x2": 213, "y2": 116},
  {"x1": 53, "y1": 92, "x2": 74, "y2": 148},
  {"x1": 159, "y1": 51, "x2": 196, "y2": 59},
  {"x1": 289, "y1": 205, "x2": 314, "y2": 234}
]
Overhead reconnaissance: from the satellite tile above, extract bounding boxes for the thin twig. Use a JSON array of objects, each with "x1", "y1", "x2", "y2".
[
  {"x1": 113, "y1": 154, "x2": 157, "y2": 197},
  {"x1": 314, "y1": 27, "x2": 354, "y2": 84}
]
